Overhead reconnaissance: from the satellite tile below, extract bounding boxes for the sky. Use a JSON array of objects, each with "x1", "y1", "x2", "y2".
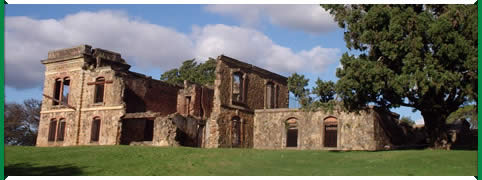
[{"x1": 4, "y1": 4, "x2": 424, "y2": 124}]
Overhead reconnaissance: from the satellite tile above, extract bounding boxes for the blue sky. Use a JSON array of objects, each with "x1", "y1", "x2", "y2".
[{"x1": 4, "y1": 4, "x2": 423, "y2": 123}]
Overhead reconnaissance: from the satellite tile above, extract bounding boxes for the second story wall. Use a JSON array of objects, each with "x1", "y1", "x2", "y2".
[
  {"x1": 177, "y1": 81, "x2": 214, "y2": 119},
  {"x1": 123, "y1": 72, "x2": 180, "y2": 115},
  {"x1": 215, "y1": 55, "x2": 289, "y2": 111}
]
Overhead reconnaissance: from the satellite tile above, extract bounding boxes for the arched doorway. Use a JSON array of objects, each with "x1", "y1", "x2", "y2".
[
  {"x1": 286, "y1": 118, "x2": 298, "y2": 147},
  {"x1": 324, "y1": 117, "x2": 338, "y2": 147},
  {"x1": 232, "y1": 116, "x2": 241, "y2": 148}
]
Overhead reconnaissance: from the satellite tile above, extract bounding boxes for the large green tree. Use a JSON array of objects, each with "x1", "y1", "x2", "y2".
[
  {"x1": 322, "y1": 5, "x2": 477, "y2": 148},
  {"x1": 160, "y1": 58, "x2": 216, "y2": 86}
]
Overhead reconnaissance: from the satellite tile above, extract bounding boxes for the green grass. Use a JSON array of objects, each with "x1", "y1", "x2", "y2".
[{"x1": 4, "y1": 146, "x2": 477, "y2": 176}]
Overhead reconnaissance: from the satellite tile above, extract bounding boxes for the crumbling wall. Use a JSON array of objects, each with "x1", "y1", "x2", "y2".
[
  {"x1": 177, "y1": 82, "x2": 214, "y2": 119},
  {"x1": 213, "y1": 108, "x2": 255, "y2": 148},
  {"x1": 204, "y1": 55, "x2": 289, "y2": 148},
  {"x1": 214, "y1": 55, "x2": 289, "y2": 110},
  {"x1": 38, "y1": 45, "x2": 135, "y2": 147},
  {"x1": 152, "y1": 115, "x2": 178, "y2": 146},
  {"x1": 150, "y1": 113, "x2": 205, "y2": 147},
  {"x1": 123, "y1": 72, "x2": 180, "y2": 115}
]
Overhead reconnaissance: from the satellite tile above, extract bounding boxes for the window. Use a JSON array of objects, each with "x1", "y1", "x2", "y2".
[
  {"x1": 48, "y1": 119, "x2": 57, "y2": 141},
  {"x1": 53, "y1": 77, "x2": 71, "y2": 106},
  {"x1": 185, "y1": 96, "x2": 191, "y2": 115},
  {"x1": 232, "y1": 72, "x2": 244, "y2": 102},
  {"x1": 56, "y1": 119, "x2": 66, "y2": 141},
  {"x1": 53, "y1": 79, "x2": 62, "y2": 105},
  {"x1": 94, "y1": 77, "x2": 105, "y2": 103},
  {"x1": 62, "y1": 78, "x2": 70, "y2": 105},
  {"x1": 91, "y1": 117, "x2": 101, "y2": 142},
  {"x1": 231, "y1": 116, "x2": 241, "y2": 148},
  {"x1": 266, "y1": 82, "x2": 275, "y2": 108},
  {"x1": 275, "y1": 85, "x2": 279, "y2": 108}
]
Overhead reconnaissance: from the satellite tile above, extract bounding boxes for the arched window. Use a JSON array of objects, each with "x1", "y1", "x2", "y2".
[
  {"x1": 94, "y1": 77, "x2": 105, "y2": 103},
  {"x1": 324, "y1": 117, "x2": 338, "y2": 147},
  {"x1": 48, "y1": 119, "x2": 57, "y2": 141},
  {"x1": 231, "y1": 116, "x2": 241, "y2": 147},
  {"x1": 286, "y1": 118, "x2": 298, "y2": 147},
  {"x1": 56, "y1": 119, "x2": 66, "y2": 141},
  {"x1": 91, "y1": 117, "x2": 101, "y2": 142}
]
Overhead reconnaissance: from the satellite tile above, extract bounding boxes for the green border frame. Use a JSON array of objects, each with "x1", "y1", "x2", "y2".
[
  {"x1": 475, "y1": 1, "x2": 482, "y2": 179},
  {"x1": 1, "y1": 1, "x2": 5, "y2": 179},
  {"x1": 0, "y1": 3, "x2": 478, "y2": 178}
]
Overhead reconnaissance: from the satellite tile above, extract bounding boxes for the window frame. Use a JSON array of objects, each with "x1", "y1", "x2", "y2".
[
  {"x1": 61, "y1": 77, "x2": 71, "y2": 105},
  {"x1": 265, "y1": 82, "x2": 275, "y2": 109},
  {"x1": 56, "y1": 118, "x2": 66, "y2": 141},
  {"x1": 48, "y1": 118, "x2": 57, "y2": 142},
  {"x1": 91, "y1": 117, "x2": 101, "y2": 142},
  {"x1": 94, "y1": 77, "x2": 106, "y2": 104},
  {"x1": 231, "y1": 71, "x2": 246, "y2": 104},
  {"x1": 52, "y1": 77, "x2": 71, "y2": 106}
]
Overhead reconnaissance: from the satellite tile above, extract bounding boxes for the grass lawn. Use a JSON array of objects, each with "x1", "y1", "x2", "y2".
[{"x1": 4, "y1": 145, "x2": 477, "y2": 176}]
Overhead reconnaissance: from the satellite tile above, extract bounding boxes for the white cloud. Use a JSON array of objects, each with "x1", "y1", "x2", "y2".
[
  {"x1": 192, "y1": 24, "x2": 339, "y2": 74},
  {"x1": 6, "y1": 10, "x2": 194, "y2": 89},
  {"x1": 204, "y1": 5, "x2": 338, "y2": 34},
  {"x1": 6, "y1": 10, "x2": 340, "y2": 89}
]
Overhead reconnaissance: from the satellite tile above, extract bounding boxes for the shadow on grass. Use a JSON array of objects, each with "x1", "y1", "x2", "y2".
[{"x1": 6, "y1": 163, "x2": 84, "y2": 176}]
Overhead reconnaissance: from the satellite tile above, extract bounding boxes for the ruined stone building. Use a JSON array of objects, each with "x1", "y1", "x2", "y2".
[{"x1": 37, "y1": 45, "x2": 402, "y2": 151}]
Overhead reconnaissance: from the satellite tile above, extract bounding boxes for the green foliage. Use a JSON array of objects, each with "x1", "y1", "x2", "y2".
[
  {"x1": 287, "y1": 73, "x2": 311, "y2": 106},
  {"x1": 5, "y1": 146, "x2": 477, "y2": 175},
  {"x1": 321, "y1": 5, "x2": 477, "y2": 147},
  {"x1": 446, "y1": 105, "x2": 477, "y2": 128},
  {"x1": 312, "y1": 78, "x2": 336, "y2": 103},
  {"x1": 399, "y1": 116, "x2": 416, "y2": 126},
  {"x1": 160, "y1": 58, "x2": 216, "y2": 86}
]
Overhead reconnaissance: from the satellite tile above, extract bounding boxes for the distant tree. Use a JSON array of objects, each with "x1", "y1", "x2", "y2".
[
  {"x1": 5, "y1": 99, "x2": 41, "y2": 146},
  {"x1": 312, "y1": 78, "x2": 336, "y2": 103},
  {"x1": 160, "y1": 58, "x2": 217, "y2": 86},
  {"x1": 287, "y1": 73, "x2": 311, "y2": 106},
  {"x1": 322, "y1": 5, "x2": 477, "y2": 149},
  {"x1": 399, "y1": 116, "x2": 416, "y2": 127},
  {"x1": 446, "y1": 105, "x2": 477, "y2": 129}
]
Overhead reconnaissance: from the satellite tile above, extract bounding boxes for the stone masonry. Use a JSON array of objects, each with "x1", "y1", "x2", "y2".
[{"x1": 37, "y1": 45, "x2": 401, "y2": 151}]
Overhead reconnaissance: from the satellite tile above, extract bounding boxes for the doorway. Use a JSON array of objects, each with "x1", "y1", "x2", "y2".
[{"x1": 324, "y1": 117, "x2": 338, "y2": 147}]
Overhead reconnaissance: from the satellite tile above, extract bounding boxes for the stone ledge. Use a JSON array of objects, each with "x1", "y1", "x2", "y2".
[
  {"x1": 45, "y1": 45, "x2": 92, "y2": 61},
  {"x1": 254, "y1": 108, "x2": 301, "y2": 113}
]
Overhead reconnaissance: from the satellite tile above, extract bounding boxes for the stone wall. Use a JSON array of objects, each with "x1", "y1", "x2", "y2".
[
  {"x1": 38, "y1": 56, "x2": 85, "y2": 146},
  {"x1": 253, "y1": 108, "x2": 393, "y2": 151},
  {"x1": 38, "y1": 45, "x2": 128, "y2": 147},
  {"x1": 177, "y1": 81, "x2": 214, "y2": 119},
  {"x1": 205, "y1": 55, "x2": 289, "y2": 148},
  {"x1": 38, "y1": 45, "x2": 396, "y2": 151},
  {"x1": 123, "y1": 72, "x2": 180, "y2": 115}
]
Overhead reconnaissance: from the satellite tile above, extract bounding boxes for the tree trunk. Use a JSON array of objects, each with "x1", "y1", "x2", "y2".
[{"x1": 421, "y1": 110, "x2": 451, "y2": 149}]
